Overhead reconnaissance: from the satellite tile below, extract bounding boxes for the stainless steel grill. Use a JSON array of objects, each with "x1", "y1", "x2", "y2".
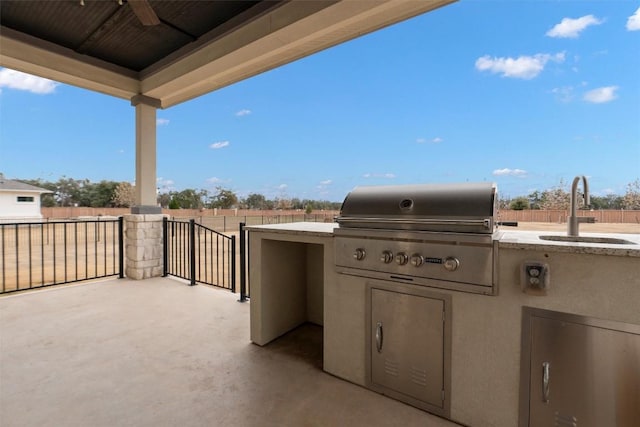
[{"x1": 334, "y1": 182, "x2": 499, "y2": 295}]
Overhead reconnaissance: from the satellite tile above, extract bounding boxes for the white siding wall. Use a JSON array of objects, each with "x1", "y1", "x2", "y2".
[{"x1": 0, "y1": 191, "x2": 43, "y2": 221}]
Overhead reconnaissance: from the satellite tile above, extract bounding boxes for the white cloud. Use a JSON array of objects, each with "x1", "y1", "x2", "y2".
[
  {"x1": 475, "y1": 53, "x2": 565, "y2": 79},
  {"x1": 319, "y1": 179, "x2": 332, "y2": 185},
  {"x1": 0, "y1": 68, "x2": 59, "y2": 94},
  {"x1": 627, "y1": 8, "x2": 640, "y2": 31},
  {"x1": 210, "y1": 141, "x2": 230, "y2": 149},
  {"x1": 546, "y1": 15, "x2": 603, "y2": 38},
  {"x1": 235, "y1": 109, "x2": 251, "y2": 117},
  {"x1": 551, "y1": 81, "x2": 587, "y2": 102},
  {"x1": 278, "y1": 184, "x2": 288, "y2": 190},
  {"x1": 492, "y1": 168, "x2": 527, "y2": 177},
  {"x1": 156, "y1": 118, "x2": 170, "y2": 126},
  {"x1": 363, "y1": 173, "x2": 396, "y2": 179},
  {"x1": 207, "y1": 177, "x2": 223, "y2": 184},
  {"x1": 551, "y1": 86, "x2": 574, "y2": 103},
  {"x1": 583, "y1": 86, "x2": 618, "y2": 103},
  {"x1": 156, "y1": 177, "x2": 175, "y2": 192},
  {"x1": 417, "y1": 137, "x2": 443, "y2": 144}
]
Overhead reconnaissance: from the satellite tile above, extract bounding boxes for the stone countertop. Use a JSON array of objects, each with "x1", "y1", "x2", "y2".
[
  {"x1": 245, "y1": 222, "x2": 640, "y2": 257},
  {"x1": 245, "y1": 222, "x2": 338, "y2": 237},
  {"x1": 497, "y1": 230, "x2": 640, "y2": 257}
]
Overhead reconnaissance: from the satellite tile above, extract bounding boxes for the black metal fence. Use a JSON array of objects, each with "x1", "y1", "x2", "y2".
[
  {"x1": 0, "y1": 218, "x2": 124, "y2": 294},
  {"x1": 163, "y1": 218, "x2": 236, "y2": 290},
  {"x1": 238, "y1": 222, "x2": 249, "y2": 301}
]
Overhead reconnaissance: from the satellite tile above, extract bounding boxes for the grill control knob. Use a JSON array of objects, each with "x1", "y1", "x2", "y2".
[
  {"x1": 353, "y1": 248, "x2": 366, "y2": 261},
  {"x1": 380, "y1": 251, "x2": 394, "y2": 264},
  {"x1": 395, "y1": 252, "x2": 408, "y2": 266},
  {"x1": 443, "y1": 257, "x2": 460, "y2": 272},
  {"x1": 410, "y1": 254, "x2": 424, "y2": 267}
]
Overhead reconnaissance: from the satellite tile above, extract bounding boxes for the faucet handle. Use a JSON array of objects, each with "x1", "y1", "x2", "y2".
[{"x1": 582, "y1": 193, "x2": 590, "y2": 208}]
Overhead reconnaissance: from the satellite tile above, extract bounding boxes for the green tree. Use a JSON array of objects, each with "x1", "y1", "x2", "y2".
[
  {"x1": 244, "y1": 193, "x2": 267, "y2": 209},
  {"x1": 590, "y1": 194, "x2": 624, "y2": 210},
  {"x1": 88, "y1": 180, "x2": 118, "y2": 207},
  {"x1": 54, "y1": 177, "x2": 89, "y2": 206},
  {"x1": 168, "y1": 198, "x2": 180, "y2": 209},
  {"x1": 171, "y1": 189, "x2": 206, "y2": 209},
  {"x1": 210, "y1": 187, "x2": 238, "y2": 209},
  {"x1": 509, "y1": 197, "x2": 529, "y2": 210},
  {"x1": 527, "y1": 190, "x2": 544, "y2": 210},
  {"x1": 290, "y1": 198, "x2": 303, "y2": 210}
]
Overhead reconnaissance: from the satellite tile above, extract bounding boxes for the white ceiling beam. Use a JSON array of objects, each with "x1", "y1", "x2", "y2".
[
  {"x1": 143, "y1": 0, "x2": 455, "y2": 108},
  {"x1": 0, "y1": 28, "x2": 139, "y2": 100}
]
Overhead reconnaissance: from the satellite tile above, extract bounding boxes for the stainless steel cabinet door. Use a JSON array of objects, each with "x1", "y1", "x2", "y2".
[
  {"x1": 529, "y1": 316, "x2": 640, "y2": 427},
  {"x1": 371, "y1": 288, "x2": 444, "y2": 408}
]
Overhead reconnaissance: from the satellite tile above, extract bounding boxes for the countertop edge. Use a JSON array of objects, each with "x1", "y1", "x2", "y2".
[
  {"x1": 497, "y1": 230, "x2": 640, "y2": 257},
  {"x1": 245, "y1": 223, "x2": 640, "y2": 257},
  {"x1": 497, "y1": 240, "x2": 640, "y2": 257},
  {"x1": 245, "y1": 222, "x2": 337, "y2": 237}
]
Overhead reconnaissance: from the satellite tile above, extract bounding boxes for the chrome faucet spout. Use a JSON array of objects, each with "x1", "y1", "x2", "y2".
[{"x1": 568, "y1": 175, "x2": 590, "y2": 237}]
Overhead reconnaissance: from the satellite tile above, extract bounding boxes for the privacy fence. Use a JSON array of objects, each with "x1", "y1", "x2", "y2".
[
  {"x1": 498, "y1": 209, "x2": 640, "y2": 224},
  {"x1": 40, "y1": 208, "x2": 639, "y2": 225},
  {"x1": 40, "y1": 208, "x2": 337, "y2": 232}
]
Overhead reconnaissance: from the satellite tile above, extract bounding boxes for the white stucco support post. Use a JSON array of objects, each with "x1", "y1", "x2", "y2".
[
  {"x1": 131, "y1": 96, "x2": 161, "y2": 214},
  {"x1": 125, "y1": 95, "x2": 164, "y2": 280}
]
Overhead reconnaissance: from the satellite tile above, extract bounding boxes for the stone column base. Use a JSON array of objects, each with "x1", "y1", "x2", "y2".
[{"x1": 124, "y1": 214, "x2": 165, "y2": 280}]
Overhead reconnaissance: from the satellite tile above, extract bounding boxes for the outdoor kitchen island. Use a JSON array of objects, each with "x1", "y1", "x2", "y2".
[{"x1": 247, "y1": 222, "x2": 640, "y2": 427}]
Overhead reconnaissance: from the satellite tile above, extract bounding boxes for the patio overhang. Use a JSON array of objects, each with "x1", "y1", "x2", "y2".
[{"x1": 0, "y1": 0, "x2": 455, "y2": 109}]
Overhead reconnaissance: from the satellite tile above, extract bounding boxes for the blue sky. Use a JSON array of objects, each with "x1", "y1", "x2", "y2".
[{"x1": 1, "y1": 1, "x2": 639, "y2": 202}]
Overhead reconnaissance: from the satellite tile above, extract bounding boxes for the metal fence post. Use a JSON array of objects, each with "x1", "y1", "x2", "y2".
[
  {"x1": 162, "y1": 217, "x2": 168, "y2": 277},
  {"x1": 230, "y1": 235, "x2": 236, "y2": 293},
  {"x1": 238, "y1": 222, "x2": 247, "y2": 302},
  {"x1": 189, "y1": 219, "x2": 196, "y2": 286},
  {"x1": 118, "y1": 216, "x2": 125, "y2": 278}
]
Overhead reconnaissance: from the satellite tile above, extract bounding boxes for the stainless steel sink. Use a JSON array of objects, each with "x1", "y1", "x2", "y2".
[{"x1": 539, "y1": 235, "x2": 635, "y2": 245}]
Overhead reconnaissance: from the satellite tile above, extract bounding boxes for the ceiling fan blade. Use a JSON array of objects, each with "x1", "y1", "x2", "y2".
[{"x1": 128, "y1": 0, "x2": 160, "y2": 26}]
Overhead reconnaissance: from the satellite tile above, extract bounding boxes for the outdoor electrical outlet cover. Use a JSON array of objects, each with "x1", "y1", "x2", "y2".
[{"x1": 521, "y1": 261, "x2": 550, "y2": 294}]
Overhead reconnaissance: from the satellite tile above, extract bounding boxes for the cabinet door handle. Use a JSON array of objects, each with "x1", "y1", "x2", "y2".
[
  {"x1": 375, "y1": 321, "x2": 383, "y2": 353},
  {"x1": 542, "y1": 361, "x2": 550, "y2": 403}
]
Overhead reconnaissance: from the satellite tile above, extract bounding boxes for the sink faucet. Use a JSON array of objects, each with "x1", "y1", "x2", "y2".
[{"x1": 568, "y1": 175, "x2": 590, "y2": 237}]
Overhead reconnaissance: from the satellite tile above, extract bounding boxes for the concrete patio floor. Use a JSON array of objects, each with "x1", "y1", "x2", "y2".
[{"x1": 0, "y1": 278, "x2": 461, "y2": 427}]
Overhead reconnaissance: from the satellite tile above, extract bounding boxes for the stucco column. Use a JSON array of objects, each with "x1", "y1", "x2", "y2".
[
  {"x1": 131, "y1": 96, "x2": 161, "y2": 214},
  {"x1": 125, "y1": 95, "x2": 164, "y2": 280}
]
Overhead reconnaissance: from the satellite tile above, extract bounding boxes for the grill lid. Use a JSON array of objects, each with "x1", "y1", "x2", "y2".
[{"x1": 336, "y1": 182, "x2": 497, "y2": 233}]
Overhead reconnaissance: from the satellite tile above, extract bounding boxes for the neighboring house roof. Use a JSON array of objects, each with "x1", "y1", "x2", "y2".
[{"x1": 0, "y1": 175, "x2": 52, "y2": 194}]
